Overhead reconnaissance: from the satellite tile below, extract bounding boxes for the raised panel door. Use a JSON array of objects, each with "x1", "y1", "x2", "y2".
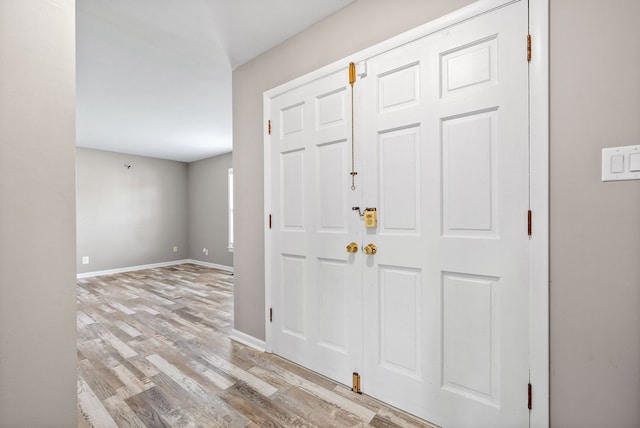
[
  {"x1": 270, "y1": 69, "x2": 362, "y2": 386},
  {"x1": 360, "y1": 2, "x2": 530, "y2": 427},
  {"x1": 268, "y1": 1, "x2": 530, "y2": 426}
]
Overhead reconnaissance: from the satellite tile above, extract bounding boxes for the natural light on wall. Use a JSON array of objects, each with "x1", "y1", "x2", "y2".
[{"x1": 228, "y1": 167, "x2": 234, "y2": 252}]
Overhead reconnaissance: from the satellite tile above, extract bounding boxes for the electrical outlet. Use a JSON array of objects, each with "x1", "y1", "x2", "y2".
[
  {"x1": 173, "y1": 246, "x2": 178, "y2": 253},
  {"x1": 82, "y1": 256, "x2": 89, "y2": 264},
  {"x1": 202, "y1": 248, "x2": 209, "y2": 256}
]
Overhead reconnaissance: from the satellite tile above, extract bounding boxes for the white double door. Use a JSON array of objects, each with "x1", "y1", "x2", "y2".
[{"x1": 268, "y1": 2, "x2": 530, "y2": 426}]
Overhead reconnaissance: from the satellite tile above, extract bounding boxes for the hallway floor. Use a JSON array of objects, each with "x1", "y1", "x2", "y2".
[{"x1": 77, "y1": 263, "x2": 435, "y2": 427}]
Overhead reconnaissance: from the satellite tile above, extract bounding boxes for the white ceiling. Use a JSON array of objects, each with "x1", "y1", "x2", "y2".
[{"x1": 76, "y1": 0, "x2": 355, "y2": 162}]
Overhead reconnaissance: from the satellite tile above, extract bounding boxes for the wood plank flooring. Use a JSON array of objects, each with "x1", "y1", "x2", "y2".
[{"x1": 77, "y1": 263, "x2": 437, "y2": 428}]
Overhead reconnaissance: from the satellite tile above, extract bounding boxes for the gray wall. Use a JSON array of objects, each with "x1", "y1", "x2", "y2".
[
  {"x1": 76, "y1": 148, "x2": 189, "y2": 273},
  {"x1": 550, "y1": 1, "x2": 640, "y2": 426},
  {"x1": 0, "y1": 0, "x2": 77, "y2": 426},
  {"x1": 233, "y1": 0, "x2": 640, "y2": 426},
  {"x1": 77, "y1": 148, "x2": 232, "y2": 272},
  {"x1": 188, "y1": 152, "x2": 233, "y2": 268},
  {"x1": 232, "y1": 0, "x2": 475, "y2": 343}
]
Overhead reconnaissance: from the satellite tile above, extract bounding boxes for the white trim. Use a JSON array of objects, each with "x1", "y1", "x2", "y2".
[
  {"x1": 263, "y1": 93, "x2": 273, "y2": 353},
  {"x1": 230, "y1": 329, "x2": 266, "y2": 353},
  {"x1": 228, "y1": 167, "x2": 234, "y2": 252},
  {"x1": 77, "y1": 259, "x2": 233, "y2": 278},
  {"x1": 529, "y1": 0, "x2": 549, "y2": 427},
  {"x1": 264, "y1": 0, "x2": 549, "y2": 425},
  {"x1": 76, "y1": 259, "x2": 191, "y2": 278},
  {"x1": 188, "y1": 259, "x2": 234, "y2": 273}
]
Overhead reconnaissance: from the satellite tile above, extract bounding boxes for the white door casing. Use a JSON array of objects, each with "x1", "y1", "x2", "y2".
[{"x1": 264, "y1": 0, "x2": 549, "y2": 427}]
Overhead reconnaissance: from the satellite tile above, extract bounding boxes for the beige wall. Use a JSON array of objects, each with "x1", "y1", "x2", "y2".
[
  {"x1": 188, "y1": 152, "x2": 233, "y2": 268},
  {"x1": 234, "y1": 0, "x2": 640, "y2": 426},
  {"x1": 2, "y1": 0, "x2": 636, "y2": 426},
  {"x1": 232, "y1": 0, "x2": 475, "y2": 343},
  {"x1": 550, "y1": 0, "x2": 640, "y2": 426},
  {"x1": 76, "y1": 148, "x2": 189, "y2": 273},
  {"x1": 0, "y1": 0, "x2": 77, "y2": 426}
]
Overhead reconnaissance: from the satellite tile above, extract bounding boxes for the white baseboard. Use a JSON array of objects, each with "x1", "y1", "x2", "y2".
[
  {"x1": 77, "y1": 259, "x2": 191, "y2": 279},
  {"x1": 77, "y1": 259, "x2": 233, "y2": 279},
  {"x1": 230, "y1": 329, "x2": 266, "y2": 353},
  {"x1": 187, "y1": 259, "x2": 234, "y2": 273}
]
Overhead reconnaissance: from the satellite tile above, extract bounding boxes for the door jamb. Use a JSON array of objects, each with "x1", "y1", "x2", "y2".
[
  {"x1": 528, "y1": 1, "x2": 549, "y2": 427},
  {"x1": 263, "y1": 94, "x2": 273, "y2": 353}
]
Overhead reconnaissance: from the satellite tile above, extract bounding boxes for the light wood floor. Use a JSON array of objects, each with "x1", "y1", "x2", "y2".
[{"x1": 77, "y1": 263, "x2": 436, "y2": 428}]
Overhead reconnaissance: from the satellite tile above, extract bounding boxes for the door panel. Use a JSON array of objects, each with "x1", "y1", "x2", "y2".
[
  {"x1": 378, "y1": 265, "x2": 422, "y2": 377},
  {"x1": 378, "y1": 62, "x2": 421, "y2": 112},
  {"x1": 360, "y1": 2, "x2": 529, "y2": 427},
  {"x1": 317, "y1": 258, "x2": 349, "y2": 352},
  {"x1": 379, "y1": 126, "x2": 421, "y2": 233},
  {"x1": 318, "y1": 140, "x2": 348, "y2": 230},
  {"x1": 360, "y1": 30, "x2": 435, "y2": 424},
  {"x1": 270, "y1": 69, "x2": 362, "y2": 386},
  {"x1": 442, "y1": 272, "x2": 499, "y2": 405},
  {"x1": 281, "y1": 254, "x2": 306, "y2": 337},
  {"x1": 442, "y1": 109, "x2": 498, "y2": 236},
  {"x1": 440, "y1": 35, "x2": 498, "y2": 97},
  {"x1": 281, "y1": 150, "x2": 305, "y2": 229}
]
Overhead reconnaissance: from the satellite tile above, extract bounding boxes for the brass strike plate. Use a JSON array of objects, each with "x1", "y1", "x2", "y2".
[{"x1": 364, "y1": 208, "x2": 377, "y2": 228}]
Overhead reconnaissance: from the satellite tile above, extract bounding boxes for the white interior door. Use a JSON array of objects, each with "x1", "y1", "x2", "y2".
[
  {"x1": 269, "y1": 68, "x2": 362, "y2": 386},
  {"x1": 268, "y1": 1, "x2": 531, "y2": 426},
  {"x1": 359, "y1": 2, "x2": 530, "y2": 427}
]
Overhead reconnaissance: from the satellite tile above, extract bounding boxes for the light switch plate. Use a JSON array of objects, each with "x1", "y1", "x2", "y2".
[
  {"x1": 602, "y1": 145, "x2": 640, "y2": 181},
  {"x1": 629, "y1": 153, "x2": 640, "y2": 172}
]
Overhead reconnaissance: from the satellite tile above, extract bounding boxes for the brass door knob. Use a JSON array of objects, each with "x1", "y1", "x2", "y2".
[
  {"x1": 363, "y1": 243, "x2": 377, "y2": 255},
  {"x1": 346, "y1": 242, "x2": 359, "y2": 253}
]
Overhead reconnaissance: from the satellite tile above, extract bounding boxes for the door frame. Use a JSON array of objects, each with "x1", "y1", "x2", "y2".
[{"x1": 263, "y1": 1, "x2": 549, "y2": 426}]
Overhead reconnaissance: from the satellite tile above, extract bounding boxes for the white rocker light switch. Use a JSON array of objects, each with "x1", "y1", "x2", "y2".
[
  {"x1": 629, "y1": 153, "x2": 640, "y2": 172},
  {"x1": 602, "y1": 145, "x2": 640, "y2": 181}
]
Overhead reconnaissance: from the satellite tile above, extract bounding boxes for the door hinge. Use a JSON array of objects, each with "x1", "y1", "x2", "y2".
[
  {"x1": 352, "y1": 372, "x2": 362, "y2": 394},
  {"x1": 527, "y1": 210, "x2": 532, "y2": 236},
  {"x1": 269, "y1": 307, "x2": 273, "y2": 323},
  {"x1": 527, "y1": 34, "x2": 532, "y2": 62},
  {"x1": 268, "y1": 119, "x2": 271, "y2": 135},
  {"x1": 528, "y1": 382, "x2": 532, "y2": 409},
  {"x1": 269, "y1": 214, "x2": 272, "y2": 229}
]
